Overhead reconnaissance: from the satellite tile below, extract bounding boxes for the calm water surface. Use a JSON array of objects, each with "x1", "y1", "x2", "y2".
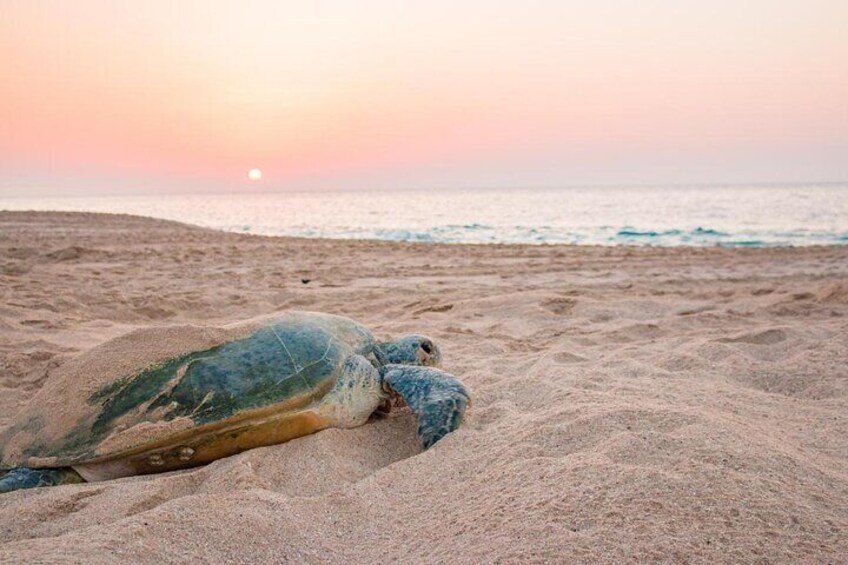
[{"x1": 1, "y1": 185, "x2": 846, "y2": 247}]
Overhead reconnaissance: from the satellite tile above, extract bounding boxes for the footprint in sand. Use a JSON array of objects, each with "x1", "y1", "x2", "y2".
[
  {"x1": 751, "y1": 288, "x2": 775, "y2": 296},
  {"x1": 717, "y1": 328, "x2": 787, "y2": 345},
  {"x1": 45, "y1": 246, "x2": 91, "y2": 262},
  {"x1": 413, "y1": 303, "x2": 454, "y2": 315},
  {"x1": 1, "y1": 262, "x2": 31, "y2": 276},
  {"x1": 541, "y1": 297, "x2": 577, "y2": 315},
  {"x1": 20, "y1": 319, "x2": 64, "y2": 330},
  {"x1": 606, "y1": 323, "x2": 665, "y2": 343},
  {"x1": 818, "y1": 282, "x2": 848, "y2": 304},
  {"x1": 133, "y1": 306, "x2": 176, "y2": 320},
  {"x1": 551, "y1": 351, "x2": 588, "y2": 364},
  {"x1": 676, "y1": 305, "x2": 717, "y2": 316}
]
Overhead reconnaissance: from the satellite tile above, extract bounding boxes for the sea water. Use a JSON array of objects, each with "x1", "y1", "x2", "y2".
[{"x1": 1, "y1": 185, "x2": 846, "y2": 247}]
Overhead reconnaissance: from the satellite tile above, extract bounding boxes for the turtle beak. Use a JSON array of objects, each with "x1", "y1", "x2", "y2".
[{"x1": 417, "y1": 348, "x2": 432, "y2": 365}]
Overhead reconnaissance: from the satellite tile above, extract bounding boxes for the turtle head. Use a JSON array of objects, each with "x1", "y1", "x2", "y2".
[{"x1": 378, "y1": 335, "x2": 442, "y2": 367}]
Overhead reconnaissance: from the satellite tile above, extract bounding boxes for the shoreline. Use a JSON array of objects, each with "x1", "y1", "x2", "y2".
[
  {"x1": 1, "y1": 210, "x2": 846, "y2": 562},
  {"x1": 2, "y1": 209, "x2": 847, "y2": 251}
]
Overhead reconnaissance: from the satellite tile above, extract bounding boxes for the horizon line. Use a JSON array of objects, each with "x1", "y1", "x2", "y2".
[{"x1": 1, "y1": 180, "x2": 847, "y2": 200}]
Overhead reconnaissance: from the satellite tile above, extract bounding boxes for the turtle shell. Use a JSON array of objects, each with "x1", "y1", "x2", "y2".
[{"x1": 0, "y1": 312, "x2": 377, "y2": 477}]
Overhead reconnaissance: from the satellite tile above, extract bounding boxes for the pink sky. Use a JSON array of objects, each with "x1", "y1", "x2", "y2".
[{"x1": 1, "y1": 0, "x2": 846, "y2": 195}]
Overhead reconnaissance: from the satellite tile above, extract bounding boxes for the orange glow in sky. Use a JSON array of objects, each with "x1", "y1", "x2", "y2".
[{"x1": 1, "y1": 0, "x2": 846, "y2": 195}]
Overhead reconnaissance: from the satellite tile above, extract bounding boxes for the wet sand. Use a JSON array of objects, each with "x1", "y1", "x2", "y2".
[{"x1": 1, "y1": 211, "x2": 846, "y2": 563}]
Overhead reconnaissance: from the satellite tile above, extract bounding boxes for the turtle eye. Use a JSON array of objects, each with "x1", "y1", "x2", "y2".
[{"x1": 420, "y1": 340, "x2": 433, "y2": 354}]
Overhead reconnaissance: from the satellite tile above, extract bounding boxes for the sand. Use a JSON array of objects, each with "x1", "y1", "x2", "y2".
[{"x1": 0, "y1": 210, "x2": 846, "y2": 563}]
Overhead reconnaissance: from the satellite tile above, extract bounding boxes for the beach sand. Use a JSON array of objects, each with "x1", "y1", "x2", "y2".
[{"x1": 1, "y1": 211, "x2": 846, "y2": 563}]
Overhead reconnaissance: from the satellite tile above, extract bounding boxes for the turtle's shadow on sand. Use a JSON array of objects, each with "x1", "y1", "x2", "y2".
[{"x1": 195, "y1": 413, "x2": 422, "y2": 497}]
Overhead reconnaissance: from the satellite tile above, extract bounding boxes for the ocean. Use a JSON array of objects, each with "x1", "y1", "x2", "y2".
[{"x1": 1, "y1": 184, "x2": 846, "y2": 247}]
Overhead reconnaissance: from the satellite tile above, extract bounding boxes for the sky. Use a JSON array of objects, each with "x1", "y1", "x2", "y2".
[{"x1": 1, "y1": 0, "x2": 846, "y2": 196}]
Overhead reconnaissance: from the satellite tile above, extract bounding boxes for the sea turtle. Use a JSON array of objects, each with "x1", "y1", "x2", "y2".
[{"x1": 0, "y1": 311, "x2": 470, "y2": 493}]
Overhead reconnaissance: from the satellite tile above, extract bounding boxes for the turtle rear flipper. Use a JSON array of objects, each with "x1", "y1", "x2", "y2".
[
  {"x1": 0, "y1": 467, "x2": 84, "y2": 493},
  {"x1": 381, "y1": 365, "x2": 470, "y2": 449}
]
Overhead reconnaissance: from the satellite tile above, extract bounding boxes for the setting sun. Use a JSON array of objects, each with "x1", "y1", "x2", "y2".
[{"x1": 247, "y1": 168, "x2": 262, "y2": 181}]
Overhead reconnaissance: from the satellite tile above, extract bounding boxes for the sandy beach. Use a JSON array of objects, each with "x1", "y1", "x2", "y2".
[{"x1": 0, "y1": 210, "x2": 846, "y2": 563}]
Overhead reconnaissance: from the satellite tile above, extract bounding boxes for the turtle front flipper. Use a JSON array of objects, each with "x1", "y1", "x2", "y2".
[
  {"x1": 0, "y1": 467, "x2": 85, "y2": 494},
  {"x1": 381, "y1": 365, "x2": 470, "y2": 449}
]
